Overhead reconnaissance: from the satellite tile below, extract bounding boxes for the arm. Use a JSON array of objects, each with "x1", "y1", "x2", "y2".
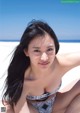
[
  {"x1": 2, "y1": 101, "x2": 14, "y2": 113},
  {"x1": 5, "y1": 104, "x2": 14, "y2": 113},
  {"x1": 57, "y1": 52, "x2": 80, "y2": 69},
  {"x1": 4, "y1": 97, "x2": 30, "y2": 113},
  {"x1": 14, "y1": 101, "x2": 30, "y2": 113},
  {"x1": 13, "y1": 81, "x2": 30, "y2": 113}
]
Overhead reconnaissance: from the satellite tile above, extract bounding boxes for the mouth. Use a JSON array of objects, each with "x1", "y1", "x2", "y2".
[{"x1": 38, "y1": 62, "x2": 49, "y2": 65}]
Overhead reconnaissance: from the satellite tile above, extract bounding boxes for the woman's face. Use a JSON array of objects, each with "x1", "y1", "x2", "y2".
[{"x1": 24, "y1": 33, "x2": 56, "y2": 69}]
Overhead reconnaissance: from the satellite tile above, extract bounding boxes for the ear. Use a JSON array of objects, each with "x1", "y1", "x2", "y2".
[{"x1": 24, "y1": 48, "x2": 29, "y2": 56}]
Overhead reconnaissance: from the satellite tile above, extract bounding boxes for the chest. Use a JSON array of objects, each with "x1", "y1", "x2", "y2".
[
  {"x1": 25, "y1": 64, "x2": 64, "y2": 96},
  {"x1": 26, "y1": 72, "x2": 61, "y2": 96}
]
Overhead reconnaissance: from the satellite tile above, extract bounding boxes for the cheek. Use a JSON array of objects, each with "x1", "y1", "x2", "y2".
[
  {"x1": 29, "y1": 55, "x2": 39, "y2": 63},
  {"x1": 50, "y1": 54, "x2": 56, "y2": 60}
]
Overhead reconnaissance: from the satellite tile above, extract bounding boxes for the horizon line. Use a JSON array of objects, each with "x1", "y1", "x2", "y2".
[{"x1": 0, "y1": 39, "x2": 80, "y2": 43}]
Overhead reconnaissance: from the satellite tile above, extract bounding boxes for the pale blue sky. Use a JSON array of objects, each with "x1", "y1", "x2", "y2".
[{"x1": 0, "y1": 0, "x2": 80, "y2": 41}]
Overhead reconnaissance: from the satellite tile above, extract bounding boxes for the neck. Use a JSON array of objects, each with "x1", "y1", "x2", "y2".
[{"x1": 30, "y1": 61, "x2": 56, "y2": 80}]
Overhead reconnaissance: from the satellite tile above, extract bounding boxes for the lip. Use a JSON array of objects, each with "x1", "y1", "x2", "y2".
[{"x1": 38, "y1": 62, "x2": 49, "y2": 65}]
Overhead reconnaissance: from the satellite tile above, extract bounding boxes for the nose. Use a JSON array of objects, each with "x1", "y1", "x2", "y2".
[{"x1": 41, "y1": 52, "x2": 48, "y2": 61}]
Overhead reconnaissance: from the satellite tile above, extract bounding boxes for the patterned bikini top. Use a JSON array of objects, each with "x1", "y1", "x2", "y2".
[{"x1": 26, "y1": 82, "x2": 62, "y2": 101}]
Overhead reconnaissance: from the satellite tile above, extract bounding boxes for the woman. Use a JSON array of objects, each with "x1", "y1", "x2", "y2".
[{"x1": 2, "y1": 20, "x2": 80, "y2": 113}]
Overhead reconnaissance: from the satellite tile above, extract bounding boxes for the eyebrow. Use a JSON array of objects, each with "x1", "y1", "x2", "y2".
[
  {"x1": 32, "y1": 45, "x2": 54, "y2": 49},
  {"x1": 32, "y1": 47, "x2": 40, "y2": 49},
  {"x1": 47, "y1": 45, "x2": 54, "y2": 48}
]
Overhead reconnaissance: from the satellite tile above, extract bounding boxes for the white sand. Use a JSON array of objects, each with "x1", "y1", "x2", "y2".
[{"x1": 0, "y1": 42, "x2": 80, "y2": 108}]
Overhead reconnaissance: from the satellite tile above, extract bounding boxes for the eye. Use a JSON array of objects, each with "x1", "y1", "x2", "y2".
[
  {"x1": 33, "y1": 50, "x2": 41, "y2": 56},
  {"x1": 47, "y1": 48, "x2": 54, "y2": 51},
  {"x1": 34, "y1": 50, "x2": 40, "y2": 52},
  {"x1": 47, "y1": 48, "x2": 54, "y2": 54}
]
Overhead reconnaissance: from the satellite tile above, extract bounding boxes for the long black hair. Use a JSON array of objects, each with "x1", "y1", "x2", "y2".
[{"x1": 2, "y1": 20, "x2": 59, "y2": 106}]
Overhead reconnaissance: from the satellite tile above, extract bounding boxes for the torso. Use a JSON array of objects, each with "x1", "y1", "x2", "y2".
[
  {"x1": 14, "y1": 55, "x2": 79, "y2": 113},
  {"x1": 14, "y1": 55, "x2": 77, "y2": 113},
  {"x1": 24, "y1": 56, "x2": 67, "y2": 97}
]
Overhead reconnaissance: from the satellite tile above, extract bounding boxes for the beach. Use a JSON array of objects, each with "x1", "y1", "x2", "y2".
[{"x1": 0, "y1": 42, "x2": 80, "y2": 109}]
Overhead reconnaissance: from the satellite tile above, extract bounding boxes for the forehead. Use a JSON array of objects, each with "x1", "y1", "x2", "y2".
[{"x1": 29, "y1": 34, "x2": 55, "y2": 48}]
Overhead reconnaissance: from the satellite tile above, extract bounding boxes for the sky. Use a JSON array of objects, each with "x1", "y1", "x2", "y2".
[{"x1": 0, "y1": 0, "x2": 80, "y2": 41}]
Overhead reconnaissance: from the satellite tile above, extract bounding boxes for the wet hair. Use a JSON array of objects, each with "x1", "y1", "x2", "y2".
[{"x1": 2, "y1": 20, "x2": 59, "y2": 106}]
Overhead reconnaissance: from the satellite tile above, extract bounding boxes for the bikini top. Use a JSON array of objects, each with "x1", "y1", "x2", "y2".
[{"x1": 26, "y1": 82, "x2": 62, "y2": 101}]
